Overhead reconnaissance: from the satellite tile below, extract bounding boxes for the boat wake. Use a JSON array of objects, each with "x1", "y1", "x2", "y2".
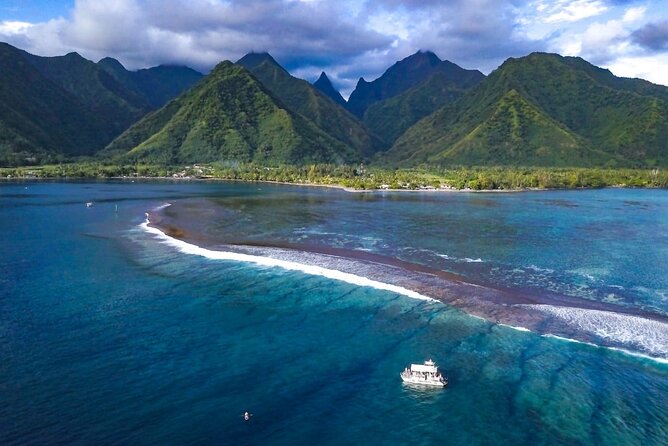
[{"x1": 140, "y1": 209, "x2": 668, "y2": 364}]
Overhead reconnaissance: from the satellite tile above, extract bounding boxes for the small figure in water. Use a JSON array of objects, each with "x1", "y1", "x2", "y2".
[{"x1": 244, "y1": 411, "x2": 251, "y2": 421}]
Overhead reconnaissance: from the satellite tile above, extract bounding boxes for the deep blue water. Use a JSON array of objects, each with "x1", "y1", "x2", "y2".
[{"x1": 1, "y1": 180, "x2": 667, "y2": 445}]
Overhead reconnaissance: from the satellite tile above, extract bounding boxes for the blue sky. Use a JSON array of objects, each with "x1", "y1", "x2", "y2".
[
  {"x1": 2, "y1": 0, "x2": 668, "y2": 96},
  {"x1": 1, "y1": 0, "x2": 72, "y2": 22}
]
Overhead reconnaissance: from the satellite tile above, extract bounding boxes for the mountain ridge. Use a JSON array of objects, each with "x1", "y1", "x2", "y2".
[
  {"x1": 347, "y1": 50, "x2": 484, "y2": 118},
  {"x1": 2, "y1": 43, "x2": 668, "y2": 168},
  {"x1": 385, "y1": 52, "x2": 668, "y2": 167},
  {"x1": 97, "y1": 57, "x2": 203, "y2": 108},
  {"x1": 104, "y1": 61, "x2": 360, "y2": 165},
  {"x1": 237, "y1": 52, "x2": 381, "y2": 157}
]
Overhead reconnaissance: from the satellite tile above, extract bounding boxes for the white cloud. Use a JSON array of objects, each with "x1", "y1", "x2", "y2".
[
  {"x1": 1, "y1": 0, "x2": 667, "y2": 91},
  {"x1": 580, "y1": 19, "x2": 627, "y2": 59},
  {"x1": 0, "y1": 20, "x2": 34, "y2": 35},
  {"x1": 622, "y1": 6, "x2": 646, "y2": 24},
  {"x1": 0, "y1": 0, "x2": 391, "y2": 73},
  {"x1": 543, "y1": 0, "x2": 607, "y2": 24},
  {"x1": 606, "y1": 53, "x2": 668, "y2": 86}
]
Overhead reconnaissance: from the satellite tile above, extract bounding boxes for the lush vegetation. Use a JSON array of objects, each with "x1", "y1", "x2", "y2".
[
  {"x1": 0, "y1": 42, "x2": 143, "y2": 165},
  {"x1": 237, "y1": 53, "x2": 380, "y2": 157},
  {"x1": 363, "y1": 70, "x2": 483, "y2": 146},
  {"x1": 3, "y1": 46, "x2": 668, "y2": 172},
  {"x1": 3, "y1": 163, "x2": 667, "y2": 190},
  {"x1": 386, "y1": 52, "x2": 668, "y2": 167},
  {"x1": 0, "y1": 43, "x2": 202, "y2": 166},
  {"x1": 24, "y1": 50, "x2": 150, "y2": 126},
  {"x1": 103, "y1": 61, "x2": 360, "y2": 165}
]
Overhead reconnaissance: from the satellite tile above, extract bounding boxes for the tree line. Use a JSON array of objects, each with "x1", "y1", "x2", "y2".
[{"x1": 2, "y1": 162, "x2": 667, "y2": 189}]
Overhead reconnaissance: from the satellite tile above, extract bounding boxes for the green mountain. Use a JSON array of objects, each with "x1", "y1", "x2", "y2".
[
  {"x1": 387, "y1": 52, "x2": 668, "y2": 167},
  {"x1": 237, "y1": 52, "x2": 380, "y2": 157},
  {"x1": 0, "y1": 43, "x2": 148, "y2": 165},
  {"x1": 347, "y1": 50, "x2": 484, "y2": 118},
  {"x1": 104, "y1": 61, "x2": 360, "y2": 165},
  {"x1": 98, "y1": 57, "x2": 203, "y2": 108},
  {"x1": 363, "y1": 68, "x2": 484, "y2": 146},
  {"x1": 432, "y1": 89, "x2": 601, "y2": 166},
  {"x1": 312, "y1": 72, "x2": 347, "y2": 108},
  {"x1": 22, "y1": 50, "x2": 151, "y2": 127}
]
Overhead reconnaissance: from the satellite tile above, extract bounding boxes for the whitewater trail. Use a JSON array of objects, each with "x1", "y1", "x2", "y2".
[{"x1": 141, "y1": 214, "x2": 436, "y2": 304}]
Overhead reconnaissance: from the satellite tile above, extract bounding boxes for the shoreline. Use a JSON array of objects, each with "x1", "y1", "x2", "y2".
[{"x1": 2, "y1": 174, "x2": 656, "y2": 194}]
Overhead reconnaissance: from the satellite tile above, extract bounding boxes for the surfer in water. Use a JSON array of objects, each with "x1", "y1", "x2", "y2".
[{"x1": 243, "y1": 411, "x2": 252, "y2": 421}]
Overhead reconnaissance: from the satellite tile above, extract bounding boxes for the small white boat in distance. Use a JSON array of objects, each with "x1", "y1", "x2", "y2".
[{"x1": 401, "y1": 359, "x2": 447, "y2": 387}]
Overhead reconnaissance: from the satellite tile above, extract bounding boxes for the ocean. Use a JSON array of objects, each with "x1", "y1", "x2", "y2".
[{"x1": 1, "y1": 180, "x2": 667, "y2": 445}]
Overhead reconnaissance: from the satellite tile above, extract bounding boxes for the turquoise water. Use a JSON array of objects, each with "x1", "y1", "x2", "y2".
[{"x1": 1, "y1": 181, "x2": 667, "y2": 445}]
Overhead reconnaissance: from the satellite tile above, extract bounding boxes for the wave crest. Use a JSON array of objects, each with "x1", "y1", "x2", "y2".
[
  {"x1": 141, "y1": 217, "x2": 435, "y2": 303},
  {"x1": 524, "y1": 304, "x2": 668, "y2": 359}
]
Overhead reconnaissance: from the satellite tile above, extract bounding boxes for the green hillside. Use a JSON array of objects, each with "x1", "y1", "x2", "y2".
[
  {"x1": 23, "y1": 51, "x2": 150, "y2": 132},
  {"x1": 0, "y1": 43, "x2": 138, "y2": 165},
  {"x1": 363, "y1": 69, "x2": 483, "y2": 146},
  {"x1": 104, "y1": 61, "x2": 360, "y2": 165},
  {"x1": 237, "y1": 53, "x2": 380, "y2": 157},
  {"x1": 98, "y1": 57, "x2": 203, "y2": 107},
  {"x1": 433, "y1": 90, "x2": 605, "y2": 166},
  {"x1": 387, "y1": 52, "x2": 668, "y2": 167}
]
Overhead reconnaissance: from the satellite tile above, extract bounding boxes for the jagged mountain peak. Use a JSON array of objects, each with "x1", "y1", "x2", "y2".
[{"x1": 313, "y1": 71, "x2": 347, "y2": 108}]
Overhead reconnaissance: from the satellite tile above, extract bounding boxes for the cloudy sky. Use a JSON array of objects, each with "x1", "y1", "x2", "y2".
[{"x1": 2, "y1": 0, "x2": 668, "y2": 96}]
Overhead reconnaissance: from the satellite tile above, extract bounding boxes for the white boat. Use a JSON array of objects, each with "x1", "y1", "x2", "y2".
[{"x1": 400, "y1": 359, "x2": 447, "y2": 387}]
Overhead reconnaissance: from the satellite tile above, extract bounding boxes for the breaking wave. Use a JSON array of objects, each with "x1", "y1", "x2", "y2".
[
  {"x1": 140, "y1": 215, "x2": 435, "y2": 304},
  {"x1": 141, "y1": 208, "x2": 668, "y2": 364},
  {"x1": 525, "y1": 304, "x2": 668, "y2": 360}
]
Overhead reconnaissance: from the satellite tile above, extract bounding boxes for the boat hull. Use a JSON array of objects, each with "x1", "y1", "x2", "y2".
[{"x1": 400, "y1": 373, "x2": 447, "y2": 387}]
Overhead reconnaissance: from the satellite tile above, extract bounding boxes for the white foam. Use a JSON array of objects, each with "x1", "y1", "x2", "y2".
[
  {"x1": 542, "y1": 334, "x2": 668, "y2": 365},
  {"x1": 527, "y1": 264, "x2": 554, "y2": 273},
  {"x1": 542, "y1": 333, "x2": 599, "y2": 348},
  {"x1": 140, "y1": 217, "x2": 436, "y2": 303},
  {"x1": 465, "y1": 257, "x2": 483, "y2": 263},
  {"x1": 524, "y1": 304, "x2": 668, "y2": 359},
  {"x1": 498, "y1": 323, "x2": 531, "y2": 332}
]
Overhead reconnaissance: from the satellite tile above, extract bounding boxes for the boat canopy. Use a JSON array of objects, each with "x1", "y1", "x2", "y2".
[{"x1": 410, "y1": 364, "x2": 437, "y2": 373}]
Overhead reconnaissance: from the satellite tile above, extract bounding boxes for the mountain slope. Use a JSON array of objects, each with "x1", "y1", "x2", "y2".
[
  {"x1": 363, "y1": 68, "x2": 483, "y2": 145},
  {"x1": 388, "y1": 52, "x2": 668, "y2": 167},
  {"x1": 22, "y1": 51, "x2": 151, "y2": 133},
  {"x1": 0, "y1": 43, "x2": 140, "y2": 165},
  {"x1": 237, "y1": 53, "x2": 380, "y2": 156},
  {"x1": 434, "y1": 89, "x2": 602, "y2": 166},
  {"x1": 104, "y1": 61, "x2": 360, "y2": 165},
  {"x1": 98, "y1": 57, "x2": 203, "y2": 108},
  {"x1": 347, "y1": 50, "x2": 484, "y2": 118},
  {"x1": 313, "y1": 72, "x2": 347, "y2": 108}
]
